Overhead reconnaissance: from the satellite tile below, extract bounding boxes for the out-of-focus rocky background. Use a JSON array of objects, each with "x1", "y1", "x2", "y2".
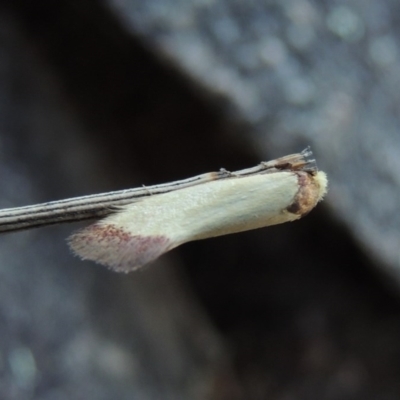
[{"x1": 0, "y1": 0, "x2": 400, "y2": 399}]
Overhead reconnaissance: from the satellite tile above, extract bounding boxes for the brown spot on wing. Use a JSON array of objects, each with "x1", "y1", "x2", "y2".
[{"x1": 286, "y1": 171, "x2": 322, "y2": 217}]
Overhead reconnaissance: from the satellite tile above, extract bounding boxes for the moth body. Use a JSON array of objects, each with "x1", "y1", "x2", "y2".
[{"x1": 69, "y1": 168, "x2": 327, "y2": 272}]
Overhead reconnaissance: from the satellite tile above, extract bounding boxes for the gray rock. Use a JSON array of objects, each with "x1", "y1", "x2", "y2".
[
  {"x1": 0, "y1": 5, "x2": 229, "y2": 400},
  {"x1": 109, "y1": 0, "x2": 400, "y2": 284},
  {"x1": 2, "y1": 0, "x2": 400, "y2": 399}
]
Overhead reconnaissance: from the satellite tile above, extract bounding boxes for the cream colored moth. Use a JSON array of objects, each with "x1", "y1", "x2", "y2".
[
  {"x1": 69, "y1": 148, "x2": 327, "y2": 272},
  {"x1": 0, "y1": 148, "x2": 327, "y2": 272}
]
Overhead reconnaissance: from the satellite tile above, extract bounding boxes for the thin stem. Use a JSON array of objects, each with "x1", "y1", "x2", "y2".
[{"x1": 0, "y1": 149, "x2": 315, "y2": 233}]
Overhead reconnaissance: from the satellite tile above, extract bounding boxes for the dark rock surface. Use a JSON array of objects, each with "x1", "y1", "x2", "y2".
[
  {"x1": 109, "y1": 0, "x2": 400, "y2": 283},
  {"x1": 1, "y1": 0, "x2": 400, "y2": 399}
]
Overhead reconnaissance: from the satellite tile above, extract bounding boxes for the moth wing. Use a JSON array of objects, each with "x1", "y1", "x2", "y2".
[{"x1": 68, "y1": 222, "x2": 173, "y2": 273}]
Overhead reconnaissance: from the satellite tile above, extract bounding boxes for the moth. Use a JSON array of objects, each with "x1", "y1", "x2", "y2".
[{"x1": 0, "y1": 148, "x2": 327, "y2": 272}]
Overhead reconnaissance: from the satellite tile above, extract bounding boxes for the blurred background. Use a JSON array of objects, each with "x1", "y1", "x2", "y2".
[{"x1": 0, "y1": 0, "x2": 400, "y2": 399}]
